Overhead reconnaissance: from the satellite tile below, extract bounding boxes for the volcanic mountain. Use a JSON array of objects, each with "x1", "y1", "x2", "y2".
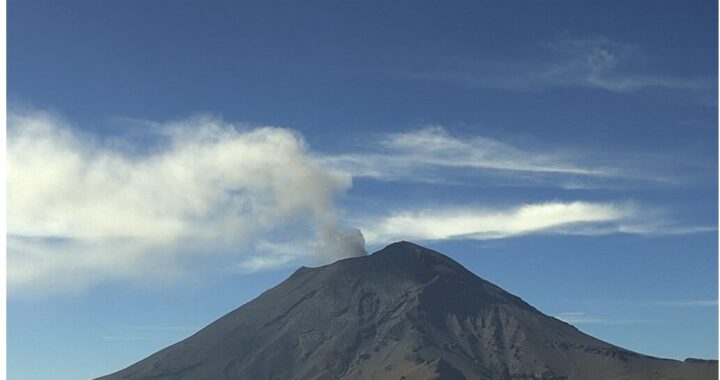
[{"x1": 99, "y1": 241, "x2": 717, "y2": 380}]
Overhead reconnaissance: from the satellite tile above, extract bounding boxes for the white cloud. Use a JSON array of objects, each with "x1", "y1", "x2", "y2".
[
  {"x1": 555, "y1": 312, "x2": 654, "y2": 325},
  {"x1": 235, "y1": 227, "x2": 366, "y2": 273},
  {"x1": 236, "y1": 254, "x2": 298, "y2": 273},
  {"x1": 7, "y1": 110, "x2": 365, "y2": 295},
  {"x1": 360, "y1": 201, "x2": 687, "y2": 244},
  {"x1": 537, "y1": 36, "x2": 707, "y2": 92},
  {"x1": 381, "y1": 127, "x2": 604, "y2": 175},
  {"x1": 7, "y1": 111, "x2": 710, "y2": 295},
  {"x1": 403, "y1": 36, "x2": 709, "y2": 93},
  {"x1": 650, "y1": 300, "x2": 718, "y2": 307},
  {"x1": 100, "y1": 335, "x2": 157, "y2": 341},
  {"x1": 555, "y1": 312, "x2": 604, "y2": 324},
  {"x1": 324, "y1": 126, "x2": 701, "y2": 188},
  {"x1": 322, "y1": 126, "x2": 617, "y2": 183},
  {"x1": 125, "y1": 326, "x2": 198, "y2": 331}
]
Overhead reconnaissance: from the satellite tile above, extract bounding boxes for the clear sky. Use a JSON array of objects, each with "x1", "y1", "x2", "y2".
[{"x1": 7, "y1": 1, "x2": 718, "y2": 379}]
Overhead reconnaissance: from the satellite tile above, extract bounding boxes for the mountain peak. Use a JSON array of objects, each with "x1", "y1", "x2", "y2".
[
  {"x1": 292, "y1": 241, "x2": 469, "y2": 284},
  {"x1": 374, "y1": 240, "x2": 438, "y2": 253},
  {"x1": 377, "y1": 240, "x2": 426, "y2": 250},
  {"x1": 98, "y1": 243, "x2": 718, "y2": 380},
  {"x1": 371, "y1": 241, "x2": 465, "y2": 270}
]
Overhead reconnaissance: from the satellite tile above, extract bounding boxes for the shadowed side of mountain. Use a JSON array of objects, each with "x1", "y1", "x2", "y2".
[{"x1": 97, "y1": 241, "x2": 718, "y2": 380}]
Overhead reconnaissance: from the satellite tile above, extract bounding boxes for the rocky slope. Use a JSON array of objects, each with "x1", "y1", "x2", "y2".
[{"x1": 98, "y1": 241, "x2": 717, "y2": 380}]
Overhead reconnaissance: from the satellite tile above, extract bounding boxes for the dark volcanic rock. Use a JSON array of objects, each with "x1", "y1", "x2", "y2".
[{"x1": 98, "y1": 241, "x2": 718, "y2": 380}]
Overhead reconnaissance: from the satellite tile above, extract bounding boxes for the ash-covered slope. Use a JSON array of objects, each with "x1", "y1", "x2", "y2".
[{"x1": 98, "y1": 242, "x2": 717, "y2": 380}]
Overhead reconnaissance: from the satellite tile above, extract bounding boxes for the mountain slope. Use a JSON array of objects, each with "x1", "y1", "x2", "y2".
[{"x1": 98, "y1": 241, "x2": 717, "y2": 380}]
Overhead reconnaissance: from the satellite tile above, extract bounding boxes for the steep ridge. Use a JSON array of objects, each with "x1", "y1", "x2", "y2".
[{"x1": 98, "y1": 241, "x2": 717, "y2": 380}]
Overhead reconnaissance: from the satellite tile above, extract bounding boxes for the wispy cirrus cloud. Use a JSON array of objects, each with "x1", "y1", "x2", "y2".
[
  {"x1": 100, "y1": 335, "x2": 158, "y2": 342},
  {"x1": 403, "y1": 36, "x2": 712, "y2": 94},
  {"x1": 100, "y1": 325, "x2": 198, "y2": 342},
  {"x1": 320, "y1": 126, "x2": 695, "y2": 188},
  {"x1": 537, "y1": 36, "x2": 709, "y2": 92},
  {"x1": 555, "y1": 311, "x2": 655, "y2": 325},
  {"x1": 553, "y1": 300, "x2": 718, "y2": 327},
  {"x1": 649, "y1": 300, "x2": 718, "y2": 307},
  {"x1": 124, "y1": 326, "x2": 199, "y2": 331},
  {"x1": 321, "y1": 126, "x2": 633, "y2": 185}
]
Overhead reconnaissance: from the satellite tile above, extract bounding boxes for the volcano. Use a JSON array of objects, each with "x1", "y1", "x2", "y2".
[{"x1": 98, "y1": 241, "x2": 717, "y2": 380}]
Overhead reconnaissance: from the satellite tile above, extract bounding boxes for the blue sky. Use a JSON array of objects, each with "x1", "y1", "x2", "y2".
[{"x1": 7, "y1": 1, "x2": 718, "y2": 379}]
